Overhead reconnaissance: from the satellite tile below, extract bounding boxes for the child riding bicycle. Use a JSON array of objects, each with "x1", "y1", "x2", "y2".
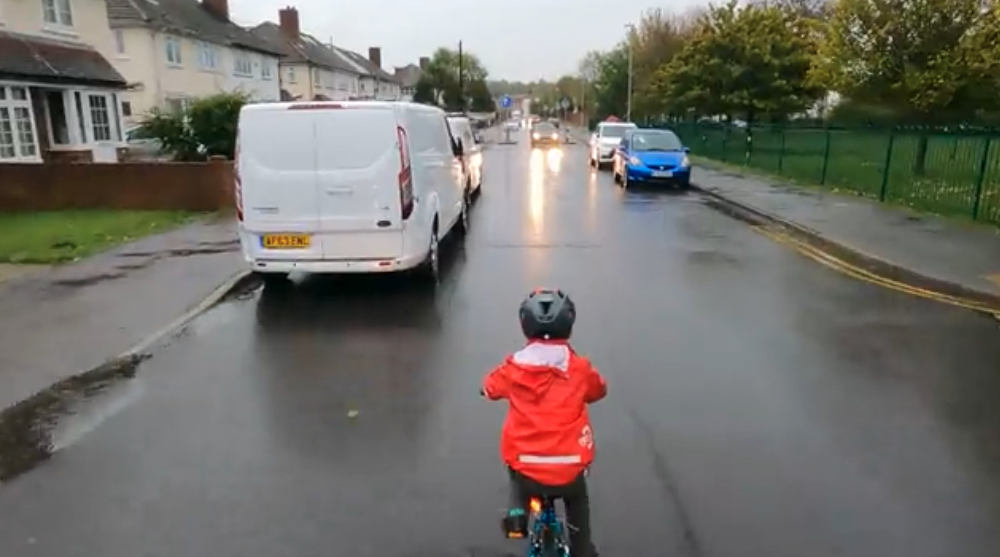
[{"x1": 481, "y1": 288, "x2": 607, "y2": 557}]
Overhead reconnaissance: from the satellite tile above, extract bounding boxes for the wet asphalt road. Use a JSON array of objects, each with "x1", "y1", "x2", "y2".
[{"x1": 3, "y1": 134, "x2": 1000, "y2": 557}]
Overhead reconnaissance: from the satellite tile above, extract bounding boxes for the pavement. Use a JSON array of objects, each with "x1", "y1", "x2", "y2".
[
  {"x1": 1, "y1": 127, "x2": 999, "y2": 557},
  {"x1": 0, "y1": 215, "x2": 246, "y2": 412}
]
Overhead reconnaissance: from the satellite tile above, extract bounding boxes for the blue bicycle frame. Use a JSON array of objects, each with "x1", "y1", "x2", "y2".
[{"x1": 528, "y1": 496, "x2": 570, "y2": 557}]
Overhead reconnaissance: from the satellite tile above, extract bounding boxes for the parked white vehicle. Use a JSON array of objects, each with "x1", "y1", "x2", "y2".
[
  {"x1": 589, "y1": 121, "x2": 637, "y2": 169},
  {"x1": 235, "y1": 101, "x2": 471, "y2": 284},
  {"x1": 446, "y1": 114, "x2": 484, "y2": 196}
]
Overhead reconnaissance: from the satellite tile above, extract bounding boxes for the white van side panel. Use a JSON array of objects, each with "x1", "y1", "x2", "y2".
[
  {"x1": 313, "y1": 107, "x2": 403, "y2": 260},
  {"x1": 402, "y1": 107, "x2": 462, "y2": 237},
  {"x1": 238, "y1": 109, "x2": 323, "y2": 262}
]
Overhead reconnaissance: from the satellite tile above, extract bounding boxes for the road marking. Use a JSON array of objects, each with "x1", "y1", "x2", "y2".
[{"x1": 752, "y1": 226, "x2": 1000, "y2": 318}]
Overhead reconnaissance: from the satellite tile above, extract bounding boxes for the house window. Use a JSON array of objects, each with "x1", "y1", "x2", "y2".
[
  {"x1": 166, "y1": 97, "x2": 191, "y2": 115},
  {"x1": 114, "y1": 30, "x2": 126, "y2": 54},
  {"x1": 198, "y1": 42, "x2": 217, "y2": 69},
  {"x1": 286, "y1": 66, "x2": 296, "y2": 83},
  {"x1": 313, "y1": 68, "x2": 322, "y2": 86},
  {"x1": 121, "y1": 101, "x2": 132, "y2": 117},
  {"x1": 233, "y1": 53, "x2": 253, "y2": 76},
  {"x1": 42, "y1": 0, "x2": 73, "y2": 27},
  {"x1": 0, "y1": 86, "x2": 39, "y2": 161},
  {"x1": 165, "y1": 36, "x2": 182, "y2": 65},
  {"x1": 87, "y1": 94, "x2": 112, "y2": 141},
  {"x1": 261, "y1": 61, "x2": 272, "y2": 80}
]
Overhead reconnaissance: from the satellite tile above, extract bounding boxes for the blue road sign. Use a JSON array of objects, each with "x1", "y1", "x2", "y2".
[{"x1": 501, "y1": 95, "x2": 512, "y2": 109}]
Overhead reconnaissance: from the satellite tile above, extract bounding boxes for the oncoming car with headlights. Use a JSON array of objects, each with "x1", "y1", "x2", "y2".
[
  {"x1": 612, "y1": 128, "x2": 691, "y2": 189},
  {"x1": 530, "y1": 121, "x2": 560, "y2": 148}
]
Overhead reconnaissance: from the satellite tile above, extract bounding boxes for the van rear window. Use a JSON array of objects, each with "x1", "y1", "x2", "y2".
[
  {"x1": 238, "y1": 108, "x2": 398, "y2": 171},
  {"x1": 315, "y1": 109, "x2": 397, "y2": 170},
  {"x1": 239, "y1": 110, "x2": 315, "y2": 171}
]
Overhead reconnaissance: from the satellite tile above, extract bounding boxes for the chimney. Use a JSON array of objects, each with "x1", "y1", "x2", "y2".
[
  {"x1": 368, "y1": 47, "x2": 382, "y2": 68},
  {"x1": 419, "y1": 56, "x2": 430, "y2": 71},
  {"x1": 279, "y1": 6, "x2": 300, "y2": 40},
  {"x1": 202, "y1": 0, "x2": 229, "y2": 20}
]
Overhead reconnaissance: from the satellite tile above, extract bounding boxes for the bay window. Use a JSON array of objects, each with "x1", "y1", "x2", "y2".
[{"x1": 0, "y1": 86, "x2": 40, "y2": 162}]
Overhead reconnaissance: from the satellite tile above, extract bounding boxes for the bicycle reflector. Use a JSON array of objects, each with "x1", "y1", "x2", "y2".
[{"x1": 529, "y1": 497, "x2": 542, "y2": 513}]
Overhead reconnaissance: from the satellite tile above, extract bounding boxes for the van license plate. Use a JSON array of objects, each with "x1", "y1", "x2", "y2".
[
  {"x1": 261, "y1": 234, "x2": 311, "y2": 249},
  {"x1": 652, "y1": 170, "x2": 673, "y2": 178}
]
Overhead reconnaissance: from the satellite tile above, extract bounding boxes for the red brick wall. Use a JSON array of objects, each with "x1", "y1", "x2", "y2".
[{"x1": 0, "y1": 161, "x2": 235, "y2": 211}]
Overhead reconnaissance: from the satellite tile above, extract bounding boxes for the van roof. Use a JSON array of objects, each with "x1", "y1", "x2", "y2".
[{"x1": 240, "y1": 101, "x2": 444, "y2": 114}]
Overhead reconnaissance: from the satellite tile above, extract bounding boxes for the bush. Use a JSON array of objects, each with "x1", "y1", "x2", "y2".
[{"x1": 140, "y1": 91, "x2": 250, "y2": 161}]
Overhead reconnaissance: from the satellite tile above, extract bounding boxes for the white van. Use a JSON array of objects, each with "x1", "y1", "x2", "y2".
[
  {"x1": 589, "y1": 121, "x2": 638, "y2": 169},
  {"x1": 235, "y1": 101, "x2": 471, "y2": 283},
  {"x1": 446, "y1": 114, "x2": 484, "y2": 196}
]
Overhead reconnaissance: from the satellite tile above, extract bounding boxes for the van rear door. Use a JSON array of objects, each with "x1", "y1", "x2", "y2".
[
  {"x1": 312, "y1": 105, "x2": 403, "y2": 260},
  {"x1": 237, "y1": 107, "x2": 322, "y2": 261}
]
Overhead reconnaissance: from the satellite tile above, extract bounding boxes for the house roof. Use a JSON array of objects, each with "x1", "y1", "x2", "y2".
[
  {"x1": 106, "y1": 0, "x2": 283, "y2": 56},
  {"x1": 0, "y1": 30, "x2": 127, "y2": 88},
  {"x1": 334, "y1": 47, "x2": 397, "y2": 84},
  {"x1": 394, "y1": 64, "x2": 421, "y2": 87},
  {"x1": 249, "y1": 23, "x2": 399, "y2": 85},
  {"x1": 249, "y1": 22, "x2": 358, "y2": 74}
]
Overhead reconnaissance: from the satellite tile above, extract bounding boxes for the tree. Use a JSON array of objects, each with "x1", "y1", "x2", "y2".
[
  {"x1": 813, "y1": 0, "x2": 995, "y2": 171},
  {"x1": 653, "y1": 1, "x2": 824, "y2": 122},
  {"x1": 418, "y1": 47, "x2": 490, "y2": 111},
  {"x1": 591, "y1": 45, "x2": 630, "y2": 121},
  {"x1": 141, "y1": 91, "x2": 249, "y2": 161},
  {"x1": 413, "y1": 76, "x2": 436, "y2": 105},
  {"x1": 813, "y1": 0, "x2": 992, "y2": 123},
  {"x1": 467, "y1": 79, "x2": 495, "y2": 112},
  {"x1": 629, "y1": 8, "x2": 701, "y2": 120}
]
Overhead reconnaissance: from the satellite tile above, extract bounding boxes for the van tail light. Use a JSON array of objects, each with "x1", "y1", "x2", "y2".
[
  {"x1": 234, "y1": 135, "x2": 244, "y2": 222},
  {"x1": 396, "y1": 126, "x2": 414, "y2": 220}
]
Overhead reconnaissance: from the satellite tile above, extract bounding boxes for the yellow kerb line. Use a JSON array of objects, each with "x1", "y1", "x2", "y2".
[{"x1": 751, "y1": 226, "x2": 1000, "y2": 318}]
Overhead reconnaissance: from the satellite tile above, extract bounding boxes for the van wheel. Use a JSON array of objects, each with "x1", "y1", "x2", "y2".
[{"x1": 418, "y1": 228, "x2": 440, "y2": 283}]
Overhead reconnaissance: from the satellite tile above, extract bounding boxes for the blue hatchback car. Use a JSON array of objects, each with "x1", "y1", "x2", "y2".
[{"x1": 612, "y1": 129, "x2": 691, "y2": 189}]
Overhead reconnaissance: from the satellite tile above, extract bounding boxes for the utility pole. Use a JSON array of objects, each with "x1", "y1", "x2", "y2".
[
  {"x1": 457, "y1": 40, "x2": 465, "y2": 112},
  {"x1": 625, "y1": 23, "x2": 635, "y2": 122}
]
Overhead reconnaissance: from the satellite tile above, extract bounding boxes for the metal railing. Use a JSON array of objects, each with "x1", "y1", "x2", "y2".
[{"x1": 665, "y1": 123, "x2": 1000, "y2": 225}]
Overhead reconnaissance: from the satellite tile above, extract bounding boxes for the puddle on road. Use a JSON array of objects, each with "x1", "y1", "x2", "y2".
[{"x1": 0, "y1": 355, "x2": 146, "y2": 484}]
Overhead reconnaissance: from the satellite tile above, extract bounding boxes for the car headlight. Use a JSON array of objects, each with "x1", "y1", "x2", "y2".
[
  {"x1": 629, "y1": 156, "x2": 640, "y2": 166},
  {"x1": 551, "y1": 133, "x2": 558, "y2": 140},
  {"x1": 681, "y1": 155, "x2": 690, "y2": 167},
  {"x1": 533, "y1": 133, "x2": 540, "y2": 140}
]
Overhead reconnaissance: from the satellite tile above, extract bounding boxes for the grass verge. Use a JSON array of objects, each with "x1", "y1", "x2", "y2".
[{"x1": 0, "y1": 210, "x2": 203, "y2": 264}]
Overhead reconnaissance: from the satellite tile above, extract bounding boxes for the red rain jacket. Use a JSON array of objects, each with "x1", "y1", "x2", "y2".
[{"x1": 482, "y1": 340, "x2": 607, "y2": 486}]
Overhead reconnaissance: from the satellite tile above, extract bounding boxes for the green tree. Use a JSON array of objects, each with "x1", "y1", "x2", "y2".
[
  {"x1": 413, "y1": 75, "x2": 436, "y2": 105},
  {"x1": 419, "y1": 47, "x2": 490, "y2": 111},
  {"x1": 467, "y1": 79, "x2": 495, "y2": 112},
  {"x1": 141, "y1": 91, "x2": 250, "y2": 161},
  {"x1": 629, "y1": 8, "x2": 701, "y2": 120},
  {"x1": 813, "y1": 0, "x2": 995, "y2": 171},
  {"x1": 591, "y1": 45, "x2": 630, "y2": 122},
  {"x1": 653, "y1": 1, "x2": 824, "y2": 122}
]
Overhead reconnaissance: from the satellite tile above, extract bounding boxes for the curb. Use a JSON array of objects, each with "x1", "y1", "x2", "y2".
[
  {"x1": 0, "y1": 269, "x2": 259, "y2": 482},
  {"x1": 691, "y1": 175, "x2": 1000, "y2": 314}
]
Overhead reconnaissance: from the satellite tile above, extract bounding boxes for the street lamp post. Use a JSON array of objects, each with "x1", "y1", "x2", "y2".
[{"x1": 625, "y1": 23, "x2": 635, "y2": 123}]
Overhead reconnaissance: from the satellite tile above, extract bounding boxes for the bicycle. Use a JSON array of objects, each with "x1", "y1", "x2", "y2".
[{"x1": 514, "y1": 494, "x2": 571, "y2": 557}]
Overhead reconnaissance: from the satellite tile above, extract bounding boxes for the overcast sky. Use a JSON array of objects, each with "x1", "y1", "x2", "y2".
[{"x1": 231, "y1": 0, "x2": 706, "y2": 82}]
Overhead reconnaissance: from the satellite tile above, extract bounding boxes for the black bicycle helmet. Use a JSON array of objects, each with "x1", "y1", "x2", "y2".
[{"x1": 519, "y1": 288, "x2": 576, "y2": 340}]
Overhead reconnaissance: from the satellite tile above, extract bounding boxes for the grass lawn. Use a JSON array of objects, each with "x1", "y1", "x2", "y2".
[{"x1": 0, "y1": 210, "x2": 203, "y2": 264}]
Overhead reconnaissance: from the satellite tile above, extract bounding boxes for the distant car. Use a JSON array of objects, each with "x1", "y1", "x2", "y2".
[
  {"x1": 124, "y1": 126, "x2": 167, "y2": 160},
  {"x1": 503, "y1": 119, "x2": 521, "y2": 131},
  {"x1": 530, "y1": 121, "x2": 560, "y2": 148},
  {"x1": 589, "y1": 121, "x2": 637, "y2": 169},
  {"x1": 447, "y1": 114, "x2": 484, "y2": 196},
  {"x1": 612, "y1": 128, "x2": 691, "y2": 189}
]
